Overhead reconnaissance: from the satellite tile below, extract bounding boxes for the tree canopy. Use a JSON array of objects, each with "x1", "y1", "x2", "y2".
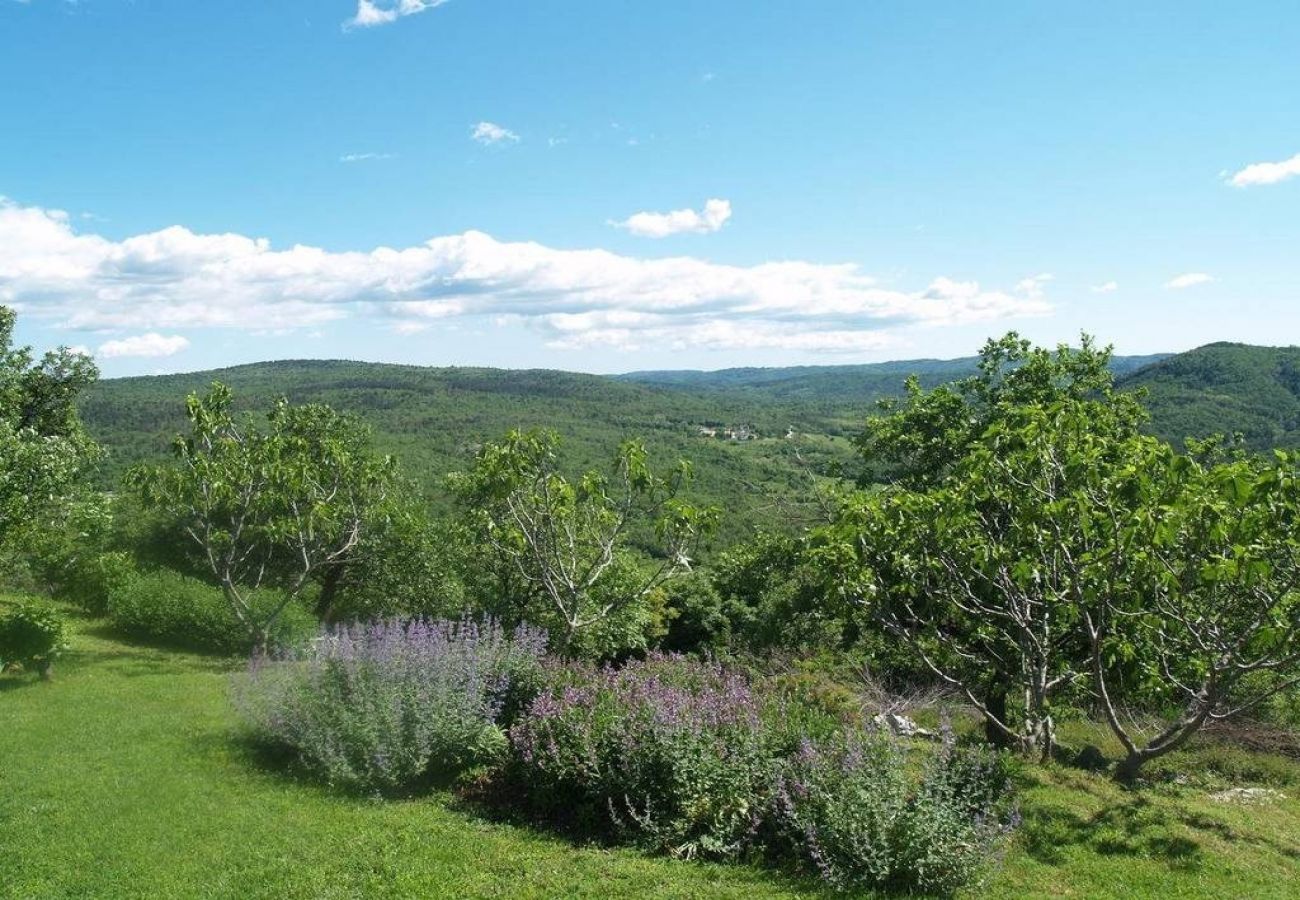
[{"x1": 0, "y1": 306, "x2": 100, "y2": 553}]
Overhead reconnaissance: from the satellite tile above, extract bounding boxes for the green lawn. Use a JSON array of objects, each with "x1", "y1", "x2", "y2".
[{"x1": 4, "y1": 609, "x2": 1300, "y2": 898}]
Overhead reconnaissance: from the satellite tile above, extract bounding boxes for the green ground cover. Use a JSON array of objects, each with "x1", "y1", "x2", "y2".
[{"x1": 4, "y1": 608, "x2": 1300, "y2": 899}]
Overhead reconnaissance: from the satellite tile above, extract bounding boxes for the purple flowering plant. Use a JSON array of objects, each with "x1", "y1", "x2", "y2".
[
  {"x1": 236, "y1": 616, "x2": 547, "y2": 793},
  {"x1": 509, "y1": 652, "x2": 794, "y2": 859}
]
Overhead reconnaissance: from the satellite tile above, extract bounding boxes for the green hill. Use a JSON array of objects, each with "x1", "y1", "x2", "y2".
[
  {"x1": 80, "y1": 360, "x2": 862, "y2": 546},
  {"x1": 81, "y1": 345, "x2": 1300, "y2": 546},
  {"x1": 1119, "y1": 343, "x2": 1300, "y2": 450}
]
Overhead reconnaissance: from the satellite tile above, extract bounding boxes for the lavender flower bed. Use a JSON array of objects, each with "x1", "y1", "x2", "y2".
[
  {"x1": 236, "y1": 617, "x2": 547, "y2": 793},
  {"x1": 238, "y1": 632, "x2": 1014, "y2": 892},
  {"x1": 509, "y1": 653, "x2": 1016, "y2": 893},
  {"x1": 509, "y1": 653, "x2": 780, "y2": 858}
]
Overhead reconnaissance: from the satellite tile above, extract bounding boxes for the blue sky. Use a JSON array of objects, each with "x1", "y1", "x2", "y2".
[{"x1": 2, "y1": 0, "x2": 1298, "y2": 376}]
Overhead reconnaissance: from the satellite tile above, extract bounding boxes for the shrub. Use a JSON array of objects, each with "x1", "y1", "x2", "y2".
[
  {"x1": 509, "y1": 653, "x2": 782, "y2": 859},
  {"x1": 319, "y1": 514, "x2": 467, "y2": 623},
  {"x1": 54, "y1": 551, "x2": 134, "y2": 616},
  {"x1": 711, "y1": 531, "x2": 845, "y2": 652},
  {"x1": 0, "y1": 600, "x2": 69, "y2": 679},
  {"x1": 658, "y1": 572, "x2": 740, "y2": 653},
  {"x1": 108, "y1": 569, "x2": 313, "y2": 654},
  {"x1": 774, "y1": 730, "x2": 1015, "y2": 896},
  {"x1": 237, "y1": 617, "x2": 548, "y2": 793}
]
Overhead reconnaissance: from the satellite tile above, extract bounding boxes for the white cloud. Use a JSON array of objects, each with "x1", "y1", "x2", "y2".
[
  {"x1": 1227, "y1": 152, "x2": 1300, "y2": 188},
  {"x1": 340, "y1": 152, "x2": 396, "y2": 163},
  {"x1": 97, "y1": 333, "x2": 190, "y2": 359},
  {"x1": 1090, "y1": 281, "x2": 1119, "y2": 294},
  {"x1": 1164, "y1": 272, "x2": 1214, "y2": 290},
  {"x1": 1014, "y1": 273, "x2": 1053, "y2": 300},
  {"x1": 471, "y1": 121, "x2": 519, "y2": 145},
  {"x1": 344, "y1": 0, "x2": 448, "y2": 30},
  {"x1": 613, "y1": 198, "x2": 732, "y2": 238},
  {"x1": 0, "y1": 197, "x2": 1051, "y2": 356}
]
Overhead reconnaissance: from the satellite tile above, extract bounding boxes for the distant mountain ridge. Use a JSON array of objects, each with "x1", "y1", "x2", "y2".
[{"x1": 618, "y1": 353, "x2": 1171, "y2": 403}]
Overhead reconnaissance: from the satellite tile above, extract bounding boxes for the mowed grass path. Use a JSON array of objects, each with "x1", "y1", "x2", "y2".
[{"x1": 4, "y1": 610, "x2": 1300, "y2": 898}]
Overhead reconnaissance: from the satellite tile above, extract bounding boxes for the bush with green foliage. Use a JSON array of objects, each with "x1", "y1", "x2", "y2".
[
  {"x1": 311, "y1": 505, "x2": 466, "y2": 623},
  {"x1": 63, "y1": 551, "x2": 136, "y2": 617},
  {"x1": 35, "y1": 539, "x2": 134, "y2": 617},
  {"x1": 657, "y1": 571, "x2": 735, "y2": 653},
  {"x1": 710, "y1": 531, "x2": 846, "y2": 652},
  {"x1": 0, "y1": 600, "x2": 69, "y2": 679},
  {"x1": 108, "y1": 569, "x2": 313, "y2": 654},
  {"x1": 237, "y1": 618, "x2": 549, "y2": 793},
  {"x1": 774, "y1": 732, "x2": 1014, "y2": 896}
]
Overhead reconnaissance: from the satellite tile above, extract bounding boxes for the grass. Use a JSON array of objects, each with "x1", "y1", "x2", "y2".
[
  {"x1": 4, "y1": 607, "x2": 1300, "y2": 898},
  {"x1": 0, "y1": 609, "x2": 822, "y2": 900}
]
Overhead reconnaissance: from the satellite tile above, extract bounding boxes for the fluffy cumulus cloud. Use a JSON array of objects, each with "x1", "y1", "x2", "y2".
[
  {"x1": 471, "y1": 121, "x2": 519, "y2": 145},
  {"x1": 1164, "y1": 272, "x2": 1214, "y2": 290},
  {"x1": 613, "y1": 198, "x2": 732, "y2": 238},
  {"x1": 1227, "y1": 153, "x2": 1300, "y2": 188},
  {"x1": 97, "y1": 333, "x2": 190, "y2": 359},
  {"x1": 0, "y1": 197, "x2": 1052, "y2": 356},
  {"x1": 345, "y1": 0, "x2": 448, "y2": 30},
  {"x1": 1090, "y1": 281, "x2": 1119, "y2": 294}
]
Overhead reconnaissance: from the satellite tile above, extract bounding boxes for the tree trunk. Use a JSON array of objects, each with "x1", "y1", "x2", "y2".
[
  {"x1": 1115, "y1": 753, "x2": 1146, "y2": 783},
  {"x1": 1114, "y1": 717, "x2": 1205, "y2": 782},
  {"x1": 984, "y1": 679, "x2": 1014, "y2": 748},
  {"x1": 315, "y1": 565, "x2": 345, "y2": 624},
  {"x1": 1037, "y1": 715, "x2": 1056, "y2": 763}
]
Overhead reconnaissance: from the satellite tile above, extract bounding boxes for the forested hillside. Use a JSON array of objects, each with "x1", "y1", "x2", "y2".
[
  {"x1": 1119, "y1": 342, "x2": 1300, "y2": 450},
  {"x1": 81, "y1": 344, "x2": 1300, "y2": 547},
  {"x1": 79, "y1": 360, "x2": 859, "y2": 545}
]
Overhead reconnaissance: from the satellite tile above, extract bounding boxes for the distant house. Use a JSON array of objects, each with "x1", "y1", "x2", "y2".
[{"x1": 696, "y1": 423, "x2": 758, "y2": 441}]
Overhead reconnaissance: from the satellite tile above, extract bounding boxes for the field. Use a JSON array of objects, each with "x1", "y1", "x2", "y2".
[{"x1": 5, "y1": 607, "x2": 1300, "y2": 899}]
